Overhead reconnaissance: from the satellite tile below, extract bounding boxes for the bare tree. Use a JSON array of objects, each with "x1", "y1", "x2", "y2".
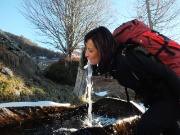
[
  {"x1": 20, "y1": 0, "x2": 114, "y2": 63},
  {"x1": 132, "y1": 0, "x2": 180, "y2": 39}
]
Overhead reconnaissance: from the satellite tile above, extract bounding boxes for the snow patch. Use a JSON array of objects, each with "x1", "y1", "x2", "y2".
[{"x1": 0, "y1": 101, "x2": 70, "y2": 107}]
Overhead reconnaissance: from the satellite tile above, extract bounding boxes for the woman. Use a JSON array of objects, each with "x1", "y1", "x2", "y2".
[{"x1": 84, "y1": 26, "x2": 180, "y2": 135}]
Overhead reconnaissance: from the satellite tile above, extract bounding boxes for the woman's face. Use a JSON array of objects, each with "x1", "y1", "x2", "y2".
[{"x1": 85, "y1": 39, "x2": 100, "y2": 65}]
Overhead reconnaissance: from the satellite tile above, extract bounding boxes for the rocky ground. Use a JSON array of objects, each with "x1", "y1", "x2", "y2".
[{"x1": 91, "y1": 76, "x2": 137, "y2": 103}]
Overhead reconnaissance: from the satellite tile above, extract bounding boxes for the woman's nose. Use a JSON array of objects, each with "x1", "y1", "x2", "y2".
[{"x1": 85, "y1": 50, "x2": 88, "y2": 57}]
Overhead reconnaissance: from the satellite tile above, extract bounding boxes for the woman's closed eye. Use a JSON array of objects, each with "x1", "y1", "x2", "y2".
[
  {"x1": 87, "y1": 49, "x2": 93, "y2": 53},
  {"x1": 89, "y1": 50, "x2": 93, "y2": 53}
]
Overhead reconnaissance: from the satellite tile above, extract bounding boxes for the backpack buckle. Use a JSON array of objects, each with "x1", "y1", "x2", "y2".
[{"x1": 121, "y1": 48, "x2": 126, "y2": 56}]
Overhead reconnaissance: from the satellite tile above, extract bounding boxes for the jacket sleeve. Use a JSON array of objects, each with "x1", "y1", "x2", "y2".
[{"x1": 128, "y1": 50, "x2": 180, "y2": 99}]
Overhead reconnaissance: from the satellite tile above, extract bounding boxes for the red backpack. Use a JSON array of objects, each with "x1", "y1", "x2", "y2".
[{"x1": 113, "y1": 19, "x2": 180, "y2": 77}]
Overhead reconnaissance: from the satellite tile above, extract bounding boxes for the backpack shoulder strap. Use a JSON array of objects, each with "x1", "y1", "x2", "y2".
[{"x1": 118, "y1": 48, "x2": 140, "y2": 80}]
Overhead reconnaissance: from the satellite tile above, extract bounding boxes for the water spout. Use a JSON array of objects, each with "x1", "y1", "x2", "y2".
[{"x1": 84, "y1": 60, "x2": 93, "y2": 127}]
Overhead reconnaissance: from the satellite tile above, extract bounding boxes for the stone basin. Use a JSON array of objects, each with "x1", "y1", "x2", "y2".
[{"x1": 0, "y1": 98, "x2": 143, "y2": 134}]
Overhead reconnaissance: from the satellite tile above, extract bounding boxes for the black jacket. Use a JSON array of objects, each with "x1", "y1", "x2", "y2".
[{"x1": 95, "y1": 49, "x2": 180, "y2": 106}]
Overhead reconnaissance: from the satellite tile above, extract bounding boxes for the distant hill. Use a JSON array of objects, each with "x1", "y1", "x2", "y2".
[{"x1": 5, "y1": 32, "x2": 63, "y2": 59}]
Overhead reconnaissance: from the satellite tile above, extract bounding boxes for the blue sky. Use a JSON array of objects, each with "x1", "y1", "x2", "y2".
[
  {"x1": 0, "y1": 0, "x2": 39, "y2": 44},
  {"x1": 0, "y1": 0, "x2": 134, "y2": 50},
  {"x1": 2, "y1": 0, "x2": 179, "y2": 51}
]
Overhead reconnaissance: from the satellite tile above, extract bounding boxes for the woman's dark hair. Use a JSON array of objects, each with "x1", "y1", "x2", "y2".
[{"x1": 84, "y1": 26, "x2": 118, "y2": 72}]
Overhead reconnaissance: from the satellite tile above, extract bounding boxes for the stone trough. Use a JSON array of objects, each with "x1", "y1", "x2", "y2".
[{"x1": 0, "y1": 98, "x2": 143, "y2": 134}]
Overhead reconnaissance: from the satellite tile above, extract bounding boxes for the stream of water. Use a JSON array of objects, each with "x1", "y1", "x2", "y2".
[{"x1": 84, "y1": 61, "x2": 93, "y2": 127}]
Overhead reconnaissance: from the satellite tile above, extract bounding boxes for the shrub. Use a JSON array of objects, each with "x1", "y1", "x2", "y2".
[{"x1": 44, "y1": 59, "x2": 79, "y2": 86}]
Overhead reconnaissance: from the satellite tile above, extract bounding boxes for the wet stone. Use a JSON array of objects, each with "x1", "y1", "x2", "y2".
[{"x1": 0, "y1": 98, "x2": 142, "y2": 134}]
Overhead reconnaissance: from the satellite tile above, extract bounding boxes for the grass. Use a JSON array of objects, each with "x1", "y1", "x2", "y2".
[{"x1": 0, "y1": 72, "x2": 80, "y2": 104}]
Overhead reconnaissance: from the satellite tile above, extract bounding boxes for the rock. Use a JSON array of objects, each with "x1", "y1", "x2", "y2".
[
  {"x1": 0, "y1": 30, "x2": 43, "y2": 80},
  {"x1": 0, "y1": 106, "x2": 74, "y2": 128},
  {"x1": 74, "y1": 67, "x2": 87, "y2": 99},
  {"x1": 1, "y1": 67, "x2": 14, "y2": 77}
]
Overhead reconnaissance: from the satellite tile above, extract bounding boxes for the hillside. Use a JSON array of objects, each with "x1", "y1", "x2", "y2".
[
  {"x1": 5, "y1": 32, "x2": 63, "y2": 59},
  {"x1": 0, "y1": 29, "x2": 77, "y2": 104},
  {"x1": 0, "y1": 29, "x2": 136, "y2": 106}
]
